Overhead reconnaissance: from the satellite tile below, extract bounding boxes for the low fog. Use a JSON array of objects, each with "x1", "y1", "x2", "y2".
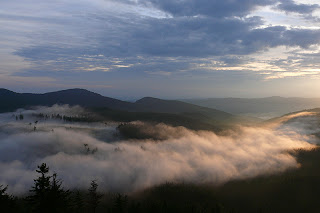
[{"x1": 0, "y1": 105, "x2": 317, "y2": 195}]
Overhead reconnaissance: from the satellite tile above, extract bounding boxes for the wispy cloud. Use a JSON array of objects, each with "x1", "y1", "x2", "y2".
[
  {"x1": 1, "y1": 0, "x2": 320, "y2": 97},
  {"x1": 0, "y1": 106, "x2": 316, "y2": 195}
]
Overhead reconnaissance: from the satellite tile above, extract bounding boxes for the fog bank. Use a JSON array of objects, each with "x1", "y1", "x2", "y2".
[{"x1": 0, "y1": 106, "x2": 317, "y2": 195}]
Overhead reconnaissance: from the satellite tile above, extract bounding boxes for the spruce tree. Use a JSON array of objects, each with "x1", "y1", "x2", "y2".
[
  {"x1": 48, "y1": 173, "x2": 71, "y2": 212},
  {"x1": 113, "y1": 193, "x2": 128, "y2": 213},
  {"x1": 0, "y1": 185, "x2": 16, "y2": 212},
  {"x1": 73, "y1": 190, "x2": 85, "y2": 213},
  {"x1": 27, "y1": 163, "x2": 51, "y2": 213},
  {"x1": 87, "y1": 180, "x2": 102, "y2": 213},
  {"x1": 27, "y1": 163, "x2": 70, "y2": 213}
]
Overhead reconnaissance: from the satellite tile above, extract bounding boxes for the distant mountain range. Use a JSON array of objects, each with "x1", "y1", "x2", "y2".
[
  {"x1": 182, "y1": 97, "x2": 320, "y2": 119},
  {"x1": 7, "y1": 88, "x2": 320, "y2": 131},
  {"x1": 0, "y1": 88, "x2": 132, "y2": 112},
  {"x1": 0, "y1": 88, "x2": 231, "y2": 119},
  {"x1": 1, "y1": 88, "x2": 257, "y2": 131}
]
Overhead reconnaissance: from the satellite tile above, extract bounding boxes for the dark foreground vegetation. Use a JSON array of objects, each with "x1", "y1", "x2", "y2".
[{"x1": 1, "y1": 147, "x2": 320, "y2": 213}]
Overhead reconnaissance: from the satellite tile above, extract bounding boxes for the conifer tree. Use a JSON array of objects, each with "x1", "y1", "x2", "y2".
[
  {"x1": 74, "y1": 190, "x2": 85, "y2": 213},
  {"x1": 27, "y1": 163, "x2": 51, "y2": 213},
  {"x1": 87, "y1": 180, "x2": 102, "y2": 213},
  {"x1": 0, "y1": 184, "x2": 16, "y2": 212},
  {"x1": 27, "y1": 163, "x2": 71, "y2": 213},
  {"x1": 113, "y1": 193, "x2": 128, "y2": 213},
  {"x1": 48, "y1": 173, "x2": 71, "y2": 212}
]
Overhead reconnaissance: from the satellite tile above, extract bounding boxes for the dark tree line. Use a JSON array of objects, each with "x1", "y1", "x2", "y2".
[
  {"x1": 14, "y1": 114, "x2": 24, "y2": 120},
  {"x1": 31, "y1": 113, "x2": 96, "y2": 122},
  {"x1": 0, "y1": 184, "x2": 17, "y2": 212},
  {"x1": 1, "y1": 163, "x2": 106, "y2": 213},
  {"x1": 1, "y1": 163, "x2": 235, "y2": 213}
]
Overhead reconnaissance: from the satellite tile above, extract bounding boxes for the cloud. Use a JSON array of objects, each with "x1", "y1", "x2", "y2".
[
  {"x1": 14, "y1": 14, "x2": 320, "y2": 63},
  {"x1": 275, "y1": 0, "x2": 320, "y2": 15},
  {"x1": 137, "y1": 0, "x2": 275, "y2": 18},
  {"x1": 243, "y1": 26, "x2": 320, "y2": 50},
  {"x1": 0, "y1": 106, "x2": 316, "y2": 195},
  {"x1": 2, "y1": 0, "x2": 320, "y2": 96}
]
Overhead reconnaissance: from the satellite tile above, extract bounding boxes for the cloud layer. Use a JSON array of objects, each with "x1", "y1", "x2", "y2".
[
  {"x1": 1, "y1": 0, "x2": 320, "y2": 97},
  {"x1": 0, "y1": 106, "x2": 316, "y2": 195}
]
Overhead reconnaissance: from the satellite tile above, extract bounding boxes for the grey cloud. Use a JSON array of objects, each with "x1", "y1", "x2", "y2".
[
  {"x1": 276, "y1": 0, "x2": 320, "y2": 14},
  {"x1": 243, "y1": 26, "x2": 320, "y2": 50},
  {"x1": 137, "y1": 0, "x2": 275, "y2": 17},
  {"x1": 14, "y1": 15, "x2": 320, "y2": 64},
  {"x1": 269, "y1": 46, "x2": 320, "y2": 72},
  {"x1": 4, "y1": 0, "x2": 320, "y2": 82},
  {"x1": 218, "y1": 56, "x2": 248, "y2": 66}
]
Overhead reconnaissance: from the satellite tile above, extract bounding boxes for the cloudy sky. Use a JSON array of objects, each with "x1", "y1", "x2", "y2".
[{"x1": 1, "y1": 0, "x2": 320, "y2": 99}]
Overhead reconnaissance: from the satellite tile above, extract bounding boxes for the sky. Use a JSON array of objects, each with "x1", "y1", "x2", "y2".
[{"x1": 1, "y1": 0, "x2": 320, "y2": 99}]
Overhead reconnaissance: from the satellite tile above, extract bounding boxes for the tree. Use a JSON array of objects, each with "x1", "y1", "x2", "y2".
[
  {"x1": 0, "y1": 185, "x2": 8, "y2": 197},
  {"x1": 0, "y1": 185, "x2": 16, "y2": 212},
  {"x1": 73, "y1": 190, "x2": 85, "y2": 213},
  {"x1": 27, "y1": 163, "x2": 51, "y2": 213},
  {"x1": 113, "y1": 193, "x2": 128, "y2": 213},
  {"x1": 48, "y1": 173, "x2": 71, "y2": 212},
  {"x1": 27, "y1": 163, "x2": 70, "y2": 213},
  {"x1": 87, "y1": 180, "x2": 102, "y2": 213}
]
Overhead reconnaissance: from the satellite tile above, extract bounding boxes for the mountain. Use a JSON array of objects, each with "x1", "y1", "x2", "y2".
[
  {"x1": 0, "y1": 88, "x2": 133, "y2": 112},
  {"x1": 0, "y1": 88, "x2": 256, "y2": 127},
  {"x1": 263, "y1": 107, "x2": 320, "y2": 126},
  {"x1": 134, "y1": 97, "x2": 233, "y2": 121},
  {"x1": 182, "y1": 97, "x2": 320, "y2": 119}
]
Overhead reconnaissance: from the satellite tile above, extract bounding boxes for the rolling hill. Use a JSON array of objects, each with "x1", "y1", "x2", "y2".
[
  {"x1": 183, "y1": 97, "x2": 320, "y2": 119},
  {"x1": 0, "y1": 88, "x2": 258, "y2": 130},
  {"x1": 0, "y1": 88, "x2": 133, "y2": 112}
]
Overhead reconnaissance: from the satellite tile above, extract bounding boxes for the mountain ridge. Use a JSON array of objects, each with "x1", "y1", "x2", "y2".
[
  {"x1": 0, "y1": 88, "x2": 249, "y2": 125},
  {"x1": 182, "y1": 97, "x2": 320, "y2": 118}
]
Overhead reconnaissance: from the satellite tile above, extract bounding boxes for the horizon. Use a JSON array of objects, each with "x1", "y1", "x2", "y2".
[
  {"x1": 1, "y1": 0, "x2": 320, "y2": 98},
  {"x1": 3, "y1": 87, "x2": 320, "y2": 101}
]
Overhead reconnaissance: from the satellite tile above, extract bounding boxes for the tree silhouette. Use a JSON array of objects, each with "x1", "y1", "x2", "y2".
[
  {"x1": 48, "y1": 173, "x2": 71, "y2": 212},
  {"x1": 73, "y1": 190, "x2": 85, "y2": 213},
  {"x1": 27, "y1": 163, "x2": 51, "y2": 213},
  {"x1": 0, "y1": 184, "x2": 8, "y2": 197},
  {"x1": 0, "y1": 184, "x2": 16, "y2": 211},
  {"x1": 27, "y1": 163, "x2": 70, "y2": 213},
  {"x1": 87, "y1": 180, "x2": 102, "y2": 213},
  {"x1": 113, "y1": 193, "x2": 128, "y2": 213}
]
